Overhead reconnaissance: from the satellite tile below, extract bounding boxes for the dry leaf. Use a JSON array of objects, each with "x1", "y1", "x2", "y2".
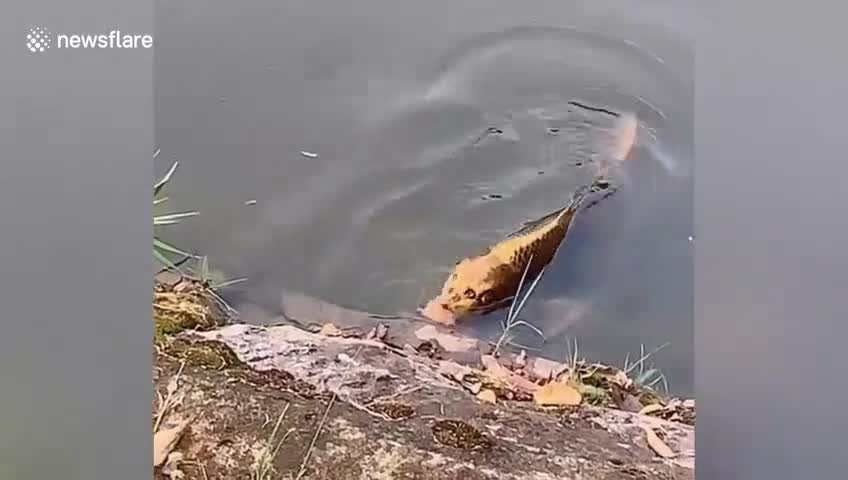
[
  {"x1": 162, "y1": 452, "x2": 185, "y2": 479},
  {"x1": 611, "y1": 371, "x2": 633, "y2": 389},
  {"x1": 154, "y1": 417, "x2": 193, "y2": 467},
  {"x1": 508, "y1": 374, "x2": 541, "y2": 393},
  {"x1": 639, "y1": 404, "x2": 664, "y2": 416},
  {"x1": 477, "y1": 389, "x2": 497, "y2": 404},
  {"x1": 514, "y1": 350, "x2": 527, "y2": 369},
  {"x1": 481, "y1": 355, "x2": 540, "y2": 393},
  {"x1": 642, "y1": 426, "x2": 676, "y2": 458},
  {"x1": 438, "y1": 360, "x2": 474, "y2": 383},
  {"x1": 365, "y1": 323, "x2": 389, "y2": 341},
  {"x1": 528, "y1": 357, "x2": 565, "y2": 380},
  {"x1": 480, "y1": 355, "x2": 506, "y2": 375},
  {"x1": 319, "y1": 323, "x2": 342, "y2": 337},
  {"x1": 533, "y1": 381, "x2": 582, "y2": 406}
]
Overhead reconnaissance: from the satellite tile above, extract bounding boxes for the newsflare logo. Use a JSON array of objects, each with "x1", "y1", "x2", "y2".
[
  {"x1": 26, "y1": 26, "x2": 52, "y2": 53},
  {"x1": 26, "y1": 25, "x2": 154, "y2": 54}
]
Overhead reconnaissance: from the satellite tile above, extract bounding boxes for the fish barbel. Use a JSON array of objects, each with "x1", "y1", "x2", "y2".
[{"x1": 419, "y1": 110, "x2": 639, "y2": 325}]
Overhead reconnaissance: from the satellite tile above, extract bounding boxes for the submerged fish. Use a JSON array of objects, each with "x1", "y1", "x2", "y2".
[{"x1": 419, "y1": 110, "x2": 639, "y2": 325}]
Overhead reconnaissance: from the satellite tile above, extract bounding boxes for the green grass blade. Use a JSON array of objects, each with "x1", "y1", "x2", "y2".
[
  {"x1": 506, "y1": 254, "x2": 534, "y2": 323},
  {"x1": 213, "y1": 277, "x2": 248, "y2": 289},
  {"x1": 154, "y1": 161, "x2": 179, "y2": 197},
  {"x1": 509, "y1": 265, "x2": 547, "y2": 323},
  {"x1": 154, "y1": 237, "x2": 196, "y2": 258},
  {"x1": 153, "y1": 219, "x2": 182, "y2": 226},
  {"x1": 154, "y1": 211, "x2": 200, "y2": 225},
  {"x1": 199, "y1": 256, "x2": 210, "y2": 281},
  {"x1": 623, "y1": 342, "x2": 671, "y2": 375},
  {"x1": 509, "y1": 320, "x2": 546, "y2": 340},
  {"x1": 154, "y1": 247, "x2": 184, "y2": 272}
]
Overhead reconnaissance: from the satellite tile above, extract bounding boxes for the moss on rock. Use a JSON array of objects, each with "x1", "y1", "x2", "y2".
[
  {"x1": 431, "y1": 420, "x2": 492, "y2": 450},
  {"x1": 164, "y1": 337, "x2": 245, "y2": 370},
  {"x1": 153, "y1": 278, "x2": 228, "y2": 345},
  {"x1": 573, "y1": 381, "x2": 612, "y2": 406}
]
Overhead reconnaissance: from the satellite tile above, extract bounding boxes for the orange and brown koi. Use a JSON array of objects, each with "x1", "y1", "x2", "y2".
[{"x1": 419, "y1": 110, "x2": 639, "y2": 325}]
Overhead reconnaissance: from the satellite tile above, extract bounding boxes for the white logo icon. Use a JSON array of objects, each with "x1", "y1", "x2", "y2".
[{"x1": 26, "y1": 26, "x2": 52, "y2": 53}]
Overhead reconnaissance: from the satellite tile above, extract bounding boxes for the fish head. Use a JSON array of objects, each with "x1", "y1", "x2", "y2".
[{"x1": 421, "y1": 255, "x2": 515, "y2": 324}]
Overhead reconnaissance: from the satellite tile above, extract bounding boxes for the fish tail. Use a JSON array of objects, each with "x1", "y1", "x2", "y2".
[
  {"x1": 564, "y1": 179, "x2": 601, "y2": 213},
  {"x1": 560, "y1": 173, "x2": 620, "y2": 218},
  {"x1": 595, "y1": 111, "x2": 639, "y2": 181},
  {"x1": 610, "y1": 111, "x2": 639, "y2": 161}
]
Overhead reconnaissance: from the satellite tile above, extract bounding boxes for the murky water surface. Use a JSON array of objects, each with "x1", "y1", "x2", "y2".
[{"x1": 155, "y1": 0, "x2": 693, "y2": 395}]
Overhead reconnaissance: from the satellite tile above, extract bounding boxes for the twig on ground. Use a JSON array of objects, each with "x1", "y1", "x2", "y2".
[
  {"x1": 154, "y1": 360, "x2": 186, "y2": 433},
  {"x1": 183, "y1": 461, "x2": 210, "y2": 480},
  {"x1": 346, "y1": 399, "x2": 395, "y2": 421},
  {"x1": 363, "y1": 385, "x2": 425, "y2": 407}
]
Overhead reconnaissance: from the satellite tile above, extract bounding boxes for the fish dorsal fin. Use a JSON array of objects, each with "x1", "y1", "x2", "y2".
[
  {"x1": 505, "y1": 184, "x2": 596, "y2": 240},
  {"x1": 506, "y1": 206, "x2": 569, "y2": 239}
]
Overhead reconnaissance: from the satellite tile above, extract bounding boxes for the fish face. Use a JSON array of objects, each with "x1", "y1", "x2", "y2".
[{"x1": 422, "y1": 255, "x2": 517, "y2": 324}]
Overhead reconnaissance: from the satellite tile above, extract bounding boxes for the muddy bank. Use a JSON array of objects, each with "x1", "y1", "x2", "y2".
[{"x1": 153, "y1": 281, "x2": 693, "y2": 480}]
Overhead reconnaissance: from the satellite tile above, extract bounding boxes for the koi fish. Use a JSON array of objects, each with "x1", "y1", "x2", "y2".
[{"x1": 419, "y1": 110, "x2": 639, "y2": 325}]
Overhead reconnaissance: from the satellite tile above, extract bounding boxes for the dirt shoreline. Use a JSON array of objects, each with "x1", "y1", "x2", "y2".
[{"x1": 152, "y1": 277, "x2": 694, "y2": 479}]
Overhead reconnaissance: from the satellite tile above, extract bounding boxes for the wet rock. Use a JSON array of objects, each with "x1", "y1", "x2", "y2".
[{"x1": 154, "y1": 323, "x2": 694, "y2": 479}]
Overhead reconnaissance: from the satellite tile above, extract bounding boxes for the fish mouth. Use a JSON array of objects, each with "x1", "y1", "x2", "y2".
[
  {"x1": 418, "y1": 299, "x2": 458, "y2": 325},
  {"x1": 419, "y1": 294, "x2": 516, "y2": 324},
  {"x1": 467, "y1": 297, "x2": 515, "y2": 316}
]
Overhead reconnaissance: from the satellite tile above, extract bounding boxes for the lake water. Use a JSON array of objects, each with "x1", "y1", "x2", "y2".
[{"x1": 155, "y1": 0, "x2": 693, "y2": 396}]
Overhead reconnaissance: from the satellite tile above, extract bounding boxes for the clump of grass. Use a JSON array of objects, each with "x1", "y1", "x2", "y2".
[
  {"x1": 152, "y1": 151, "x2": 244, "y2": 339},
  {"x1": 186, "y1": 255, "x2": 248, "y2": 291},
  {"x1": 154, "y1": 149, "x2": 199, "y2": 271},
  {"x1": 623, "y1": 342, "x2": 671, "y2": 394},
  {"x1": 179, "y1": 255, "x2": 246, "y2": 322},
  {"x1": 543, "y1": 337, "x2": 674, "y2": 406},
  {"x1": 153, "y1": 261, "x2": 244, "y2": 344},
  {"x1": 251, "y1": 403, "x2": 294, "y2": 480},
  {"x1": 153, "y1": 279, "x2": 222, "y2": 344},
  {"x1": 562, "y1": 336, "x2": 583, "y2": 379},
  {"x1": 492, "y1": 254, "x2": 547, "y2": 355}
]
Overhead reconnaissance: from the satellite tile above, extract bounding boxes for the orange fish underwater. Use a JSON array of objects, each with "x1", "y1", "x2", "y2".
[{"x1": 419, "y1": 109, "x2": 639, "y2": 325}]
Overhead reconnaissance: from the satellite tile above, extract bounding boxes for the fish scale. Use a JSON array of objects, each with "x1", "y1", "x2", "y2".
[{"x1": 494, "y1": 184, "x2": 593, "y2": 277}]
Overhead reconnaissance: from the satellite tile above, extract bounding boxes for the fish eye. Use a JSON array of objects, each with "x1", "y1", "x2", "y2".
[
  {"x1": 464, "y1": 288, "x2": 476, "y2": 299},
  {"x1": 478, "y1": 290, "x2": 492, "y2": 304}
]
